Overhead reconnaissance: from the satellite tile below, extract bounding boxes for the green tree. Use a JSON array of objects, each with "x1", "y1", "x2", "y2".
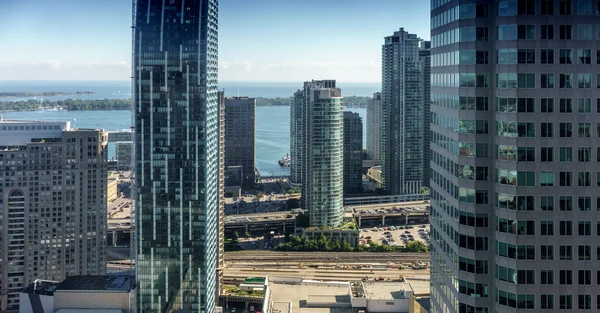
[
  {"x1": 420, "y1": 186, "x2": 430, "y2": 195},
  {"x1": 232, "y1": 231, "x2": 239, "y2": 244},
  {"x1": 405, "y1": 240, "x2": 429, "y2": 252}
]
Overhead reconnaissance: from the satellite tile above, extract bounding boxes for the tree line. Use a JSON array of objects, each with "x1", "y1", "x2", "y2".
[{"x1": 275, "y1": 234, "x2": 429, "y2": 253}]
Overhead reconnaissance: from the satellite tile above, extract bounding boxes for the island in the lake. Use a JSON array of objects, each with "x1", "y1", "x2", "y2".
[{"x1": 0, "y1": 91, "x2": 96, "y2": 98}]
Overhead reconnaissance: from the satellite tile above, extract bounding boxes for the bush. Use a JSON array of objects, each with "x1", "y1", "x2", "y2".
[{"x1": 274, "y1": 235, "x2": 428, "y2": 253}]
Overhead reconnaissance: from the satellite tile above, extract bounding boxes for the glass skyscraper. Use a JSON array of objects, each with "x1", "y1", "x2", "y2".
[
  {"x1": 430, "y1": 0, "x2": 600, "y2": 312},
  {"x1": 133, "y1": 0, "x2": 220, "y2": 312}
]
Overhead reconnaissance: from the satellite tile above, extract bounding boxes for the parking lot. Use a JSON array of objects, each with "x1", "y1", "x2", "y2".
[
  {"x1": 359, "y1": 223, "x2": 430, "y2": 247},
  {"x1": 225, "y1": 195, "x2": 289, "y2": 215},
  {"x1": 236, "y1": 235, "x2": 284, "y2": 250}
]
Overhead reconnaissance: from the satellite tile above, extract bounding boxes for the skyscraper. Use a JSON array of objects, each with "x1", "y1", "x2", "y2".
[
  {"x1": 429, "y1": 1, "x2": 600, "y2": 312},
  {"x1": 366, "y1": 92, "x2": 382, "y2": 161},
  {"x1": 343, "y1": 111, "x2": 363, "y2": 194},
  {"x1": 381, "y1": 28, "x2": 424, "y2": 195},
  {"x1": 292, "y1": 80, "x2": 344, "y2": 227},
  {"x1": 224, "y1": 97, "x2": 256, "y2": 187},
  {"x1": 133, "y1": 1, "x2": 220, "y2": 312},
  {"x1": 0, "y1": 119, "x2": 107, "y2": 311},
  {"x1": 419, "y1": 41, "x2": 431, "y2": 188},
  {"x1": 290, "y1": 90, "x2": 304, "y2": 186}
]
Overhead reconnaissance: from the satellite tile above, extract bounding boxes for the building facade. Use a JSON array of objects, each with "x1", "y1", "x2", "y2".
[
  {"x1": 115, "y1": 141, "x2": 133, "y2": 170},
  {"x1": 133, "y1": 0, "x2": 220, "y2": 312},
  {"x1": 290, "y1": 90, "x2": 304, "y2": 186},
  {"x1": 343, "y1": 111, "x2": 363, "y2": 194},
  {"x1": 224, "y1": 97, "x2": 256, "y2": 187},
  {"x1": 0, "y1": 119, "x2": 107, "y2": 311},
  {"x1": 419, "y1": 41, "x2": 431, "y2": 188},
  {"x1": 294, "y1": 80, "x2": 345, "y2": 227},
  {"x1": 381, "y1": 28, "x2": 425, "y2": 195},
  {"x1": 429, "y1": 1, "x2": 600, "y2": 313},
  {"x1": 366, "y1": 92, "x2": 382, "y2": 161}
]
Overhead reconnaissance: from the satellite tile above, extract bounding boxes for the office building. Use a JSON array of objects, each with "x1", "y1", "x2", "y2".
[
  {"x1": 343, "y1": 111, "x2": 363, "y2": 194},
  {"x1": 293, "y1": 80, "x2": 344, "y2": 227},
  {"x1": 224, "y1": 96, "x2": 256, "y2": 187},
  {"x1": 381, "y1": 28, "x2": 424, "y2": 195},
  {"x1": 115, "y1": 141, "x2": 133, "y2": 170},
  {"x1": 419, "y1": 41, "x2": 431, "y2": 188},
  {"x1": 133, "y1": 1, "x2": 220, "y2": 312},
  {"x1": 0, "y1": 118, "x2": 107, "y2": 311},
  {"x1": 366, "y1": 92, "x2": 382, "y2": 161},
  {"x1": 429, "y1": 1, "x2": 600, "y2": 312}
]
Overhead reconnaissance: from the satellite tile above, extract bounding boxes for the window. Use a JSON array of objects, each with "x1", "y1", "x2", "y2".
[
  {"x1": 517, "y1": 98, "x2": 534, "y2": 112},
  {"x1": 541, "y1": 221, "x2": 554, "y2": 235},
  {"x1": 540, "y1": 73, "x2": 554, "y2": 88},
  {"x1": 540, "y1": 122, "x2": 554, "y2": 137},
  {"x1": 541, "y1": 49, "x2": 554, "y2": 63},
  {"x1": 517, "y1": 270, "x2": 535, "y2": 284},
  {"x1": 578, "y1": 48, "x2": 592, "y2": 63},
  {"x1": 559, "y1": 73, "x2": 573, "y2": 88},
  {"x1": 560, "y1": 295, "x2": 573, "y2": 310},
  {"x1": 496, "y1": 73, "x2": 517, "y2": 88},
  {"x1": 577, "y1": 24, "x2": 592, "y2": 39},
  {"x1": 560, "y1": 196, "x2": 573, "y2": 211},
  {"x1": 578, "y1": 270, "x2": 592, "y2": 284},
  {"x1": 597, "y1": 49, "x2": 600, "y2": 64},
  {"x1": 498, "y1": 24, "x2": 517, "y2": 40},
  {"x1": 560, "y1": 171, "x2": 573, "y2": 186},
  {"x1": 517, "y1": 49, "x2": 535, "y2": 64},
  {"x1": 578, "y1": 98, "x2": 592, "y2": 112},
  {"x1": 559, "y1": 24, "x2": 573, "y2": 38},
  {"x1": 541, "y1": 196, "x2": 554, "y2": 211},
  {"x1": 578, "y1": 147, "x2": 591, "y2": 162},
  {"x1": 540, "y1": 172, "x2": 554, "y2": 186},
  {"x1": 579, "y1": 196, "x2": 591, "y2": 211},
  {"x1": 579, "y1": 221, "x2": 592, "y2": 235},
  {"x1": 559, "y1": 122, "x2": 573, "y2": 137},
  {"x1": 517, "y1": 147, "x2": 535, "y2": 161},
  {"x1": 578, "y1": 295, "x2": 592, "y2": 310},
  {"x1": 579, "y1": 122, "x2": 591, "y2": 137},
  {"x1": 597, "y1": 74, "x2": 600, "y2": 88},
  {"x1": 559, "y1": 98, "x2": 573, "y2": 112},
  {"x1": 517, "y1": 171, "x2": 535, "y2": 186},
  {"x1": 578, "y1": 172, "x2": 591, "y2": 186},
  {"x1": 517, "y1": 24, "x2": 535, "y2": 39},
  {"x1": 542, "y1": 0, "x2": 555, "y2": 14},
  {"x1": 559, "y1": 49, "x2": 573, "y2": 63},
  {"x1": 541, "y1": 294, "x2": 554, "y2": 309},
  {"x1": 578, "y1": 73, "x2": 592, "y2": 88},
  {"x1": 577, "y1": 0, "x2": 593, "y2": 14},
  {"x1": 498, "y1": 0, "x2": 517, "y2": 16},
  {"x1": 560, "y1": 147, "x2": 572, "y2": 162},
  {"x1": 559, "y1": 245, "x2": 573, "y2": 260},
  {"x1": 541, "y1": 25, "x2": 554, "y2": 39},
  {"x1": 560, "y1": 270, "x2": 573, "y2": 284},
  {"x1": 517, "y1": 122, "x2": 535, "y2": 137},
  {"x1": 541, "y1": 147, "x2": 554, "y2": 162},
  {"x1": 541, "y1": 245, "x2": 554, "y2": 259},
  {"x1": 560, "y1": 220, "x2": 573, "y2": 235},
  {"x1": 541, "y1": 98, "x2": 554, "y2": 112}
]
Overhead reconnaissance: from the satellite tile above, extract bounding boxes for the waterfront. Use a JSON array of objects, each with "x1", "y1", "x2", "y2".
[{"x1": 1, "y1": 106, "x2": 366, "y2": 176}]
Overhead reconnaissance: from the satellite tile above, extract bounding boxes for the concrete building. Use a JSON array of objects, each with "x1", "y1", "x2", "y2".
[
  {"x1": 0, "y1": 118, "x2": 108, "y2": 311},
  {"x1": 133, "y1": 1, "x2": 221, "y2": 312},
  {"x1": 107, "y1": 178, "x2": 119, "y2": 202},
  {"x1": 343, "y1": 111, "x2": 363, "y2": 194},
  {"x1": 292, "y1": 80, "x2": 344, "y2": 228},
  {"x1": 264, "y1": 276, "x2": 427, "y2": 313},
  {"x1": 224, "y1": 96, "x2": 256, "y2": 187},
  {"x1": 290, "y1": 90, "x2": 304, "y2": 187},
  {"x1": 115, "y1": 141, "x2": 133, "y2": 170},
  {"x1": 419, "y1": 41, "x2": 431, "y2": 188},
  {"x1": 366, "y1": 92, "x2": 382, "y2": 161},
  {"x1": 19, "y1": 275, "x2": 136, "y2": 313},
  {"x1": 381, "y1": 28, "x2": 425, "y2": 195},
  {"x1": 429, "y1": 1, "x2": 600, "y2": 313}
]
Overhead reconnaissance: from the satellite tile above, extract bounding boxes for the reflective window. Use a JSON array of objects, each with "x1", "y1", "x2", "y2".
[
  {"x1": 498, "y1": 24, "x2": 517, "y2": 40},
  {"x1": 577, "y1": 24, "x2": 593, "y2": 39}
]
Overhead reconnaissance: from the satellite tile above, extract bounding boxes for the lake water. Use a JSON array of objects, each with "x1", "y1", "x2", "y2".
[
  {"x1": 0, "y1": 80, "x2": 379, "y2": 101},
  {"x1": 1, "y1": 107, "x2": 366, "y2": 176}
]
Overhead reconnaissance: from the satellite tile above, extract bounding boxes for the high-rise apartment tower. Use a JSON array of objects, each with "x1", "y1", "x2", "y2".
[
  {"x1": 224, "y1": 97, "x2": 256, "y2": 187},
  {"x1": 366, "y1": 92, "x2": 382, "y2": 161},
  {"x1": 343, "y1": 111, "x2": 363, "y2": 194},
  {"x1": 292, "y1": 80, "x2": 344, "y2": 227},
  {"x1": 0, "y1": 119, "x2": 107, "y2": 311},
  {"x1": 133, "y1": 0, "x2": 220, "y2": 312},
  {"x1": 381, "y1": 28, "x2": 425, "y2": 195},
  {"x1": 429, "y1": 1, "x2": 600, "y2": 312}
]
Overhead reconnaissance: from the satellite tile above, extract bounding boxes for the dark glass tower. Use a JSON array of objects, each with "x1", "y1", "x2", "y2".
[{"x1": 133, "y1": 1, "x2": 219, "y2": 312}]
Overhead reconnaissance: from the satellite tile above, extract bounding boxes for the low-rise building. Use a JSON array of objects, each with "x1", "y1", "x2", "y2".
[
  {"x1": 408, "y1": 296, "x2": 430, "y2": 313},
  {"x1": 20, "y1": 276, "x2": 136, "y2": 313},
  {"x1": 107, "y1": 178, "x2": 119, "y2": 202},
  {"x1": 366, "y1": 166, "x2": 382, "y2": 188}
]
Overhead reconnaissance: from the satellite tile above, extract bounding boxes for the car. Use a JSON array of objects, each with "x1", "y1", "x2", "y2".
[
  {"x1": 231, "y1": 308, "x2": 237, "y2": 313},
  {"x1": 419, "y1": 225, "x2": 427, "y2": 228},
  {"x1": 405, "y1": 230, "x2": 411, "y2": 234}
]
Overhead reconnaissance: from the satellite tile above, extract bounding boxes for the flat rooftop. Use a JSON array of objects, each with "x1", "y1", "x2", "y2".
[
  {"x1": 269, "y1": 281, "x2": 352, "y2": 313},
  {"x1": 362, "y1": 282, "x2": 412, "y2": 300},
  {"x1": 55, "y1": 275, "x2": 134, "y2": 292}
]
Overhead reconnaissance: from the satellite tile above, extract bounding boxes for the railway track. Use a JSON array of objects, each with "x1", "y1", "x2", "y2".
[{"x1": 224, "y1": 251, "x2": 430, "y2": 263}]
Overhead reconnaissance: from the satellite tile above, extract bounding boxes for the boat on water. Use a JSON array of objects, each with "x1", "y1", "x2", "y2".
[{"x1": 278, "y1": 154, "x2": 291, "y2": 167}]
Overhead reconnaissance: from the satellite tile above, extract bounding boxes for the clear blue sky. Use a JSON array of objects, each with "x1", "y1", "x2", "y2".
[{"x1": 0, "y1": 0, "x2": 430, "y2": 82}]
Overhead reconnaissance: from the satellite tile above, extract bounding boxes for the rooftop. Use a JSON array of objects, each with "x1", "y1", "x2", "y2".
[
  {"x1": 415, "y1": 297, "x2": 431, "y2": 313},
  {"x1": 268, "y1": 280, "x2": 352, "y2": 313},
  {"x1": 362, "y1": 282, "x2": 413, "y2": 300},
  {"x1": 55, "y1": 276, "x2": 135, "y2": 293}
]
